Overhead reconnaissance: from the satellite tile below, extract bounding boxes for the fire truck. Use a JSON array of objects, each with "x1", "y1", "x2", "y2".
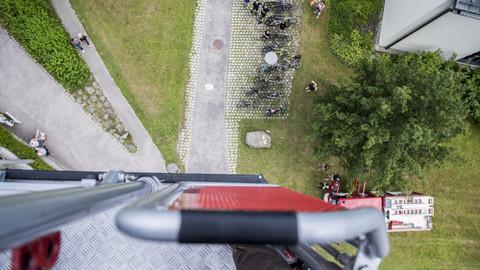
[{"x1": 323, "y1": 177, "x2": 435, "y2": 232}]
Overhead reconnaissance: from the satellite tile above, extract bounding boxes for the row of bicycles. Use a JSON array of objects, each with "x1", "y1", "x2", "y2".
[{"x1": 238, "y1": 0, "x2": 301, "y2": 117}]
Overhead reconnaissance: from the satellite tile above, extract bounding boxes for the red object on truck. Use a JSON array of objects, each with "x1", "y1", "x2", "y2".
[{"x1": 337, "y1": 197, "x2": 383, "y2": 212}]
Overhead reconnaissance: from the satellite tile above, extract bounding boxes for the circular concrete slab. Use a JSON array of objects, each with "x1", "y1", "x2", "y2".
[
  {"x1": 167, "y1": 163, "x2": 180, "y2": 173},
  {"x1": 265, "y1": 52, "x2": 278, "y2": 65}
]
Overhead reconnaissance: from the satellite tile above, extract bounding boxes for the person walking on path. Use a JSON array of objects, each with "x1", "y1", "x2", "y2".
[
  {"x1": 78, "y1": 33, "x2": 92, "y2": 47},
  {"x1": 306, "y1": 81, "x2": 318, "y2": 92},
  {"x1": 70, "y1": 37, "x2": 84, "y2": 53}
]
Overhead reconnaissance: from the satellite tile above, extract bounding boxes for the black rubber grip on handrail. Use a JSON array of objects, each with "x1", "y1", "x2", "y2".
[{"x1": 178, "y1": 211, "x2": 298, "y2": 244}]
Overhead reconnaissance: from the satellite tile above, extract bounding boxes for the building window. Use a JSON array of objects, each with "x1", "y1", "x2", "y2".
[{"x1": 458, "y1": 50, "x2": 480, "y2": 67}]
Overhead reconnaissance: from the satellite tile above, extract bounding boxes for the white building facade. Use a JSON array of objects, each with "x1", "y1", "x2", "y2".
[{"x1": 379, "y1": 0, "x2": 480, "y2": 66}]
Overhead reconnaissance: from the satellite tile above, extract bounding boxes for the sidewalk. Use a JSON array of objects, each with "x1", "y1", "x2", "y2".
[
  {"x1": 0, "y1": 29, "x2": 165, "y2": 172},
  {"x1": 50, "y1": 0, "x2": 166, "y2": 171},
  {"x1": 184, "y1": 0, "x2": 233, "y2": 173}
]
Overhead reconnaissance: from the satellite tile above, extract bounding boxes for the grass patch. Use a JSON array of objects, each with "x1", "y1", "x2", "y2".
[
  {"x1": 238, "y1": 2, "x2": 480, "y2": 268},
  {"x1": 0, "y1": 0, "x2": 90, "y2": 91},
  {"x1": 70, "y1": 0, "x2": 196, "y2": 163},
  {"x1": 0, "y1": 126, "x2": 52, "y2": 170},
  {"x1": 328, "y1": 0, "x2": 382, "y2": 66}
]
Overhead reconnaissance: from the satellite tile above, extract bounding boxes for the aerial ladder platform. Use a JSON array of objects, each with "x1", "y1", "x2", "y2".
[{"x1": 0, "y1": 169, "x2": 389, "y2": 270}]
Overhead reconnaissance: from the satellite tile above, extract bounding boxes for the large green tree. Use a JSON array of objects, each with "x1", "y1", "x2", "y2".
[{"x1": 312, "y1": 52, "x2": 467, "y2": 190}]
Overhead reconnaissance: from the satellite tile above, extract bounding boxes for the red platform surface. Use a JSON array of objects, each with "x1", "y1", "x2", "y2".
[{"x1": 171, "y1": 186, "x2": 340, "y2": 212}]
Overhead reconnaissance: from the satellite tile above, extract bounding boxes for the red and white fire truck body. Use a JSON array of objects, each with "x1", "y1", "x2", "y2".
[{"x1": 324, "y1": 179, "x2": 434, "y2": 232}]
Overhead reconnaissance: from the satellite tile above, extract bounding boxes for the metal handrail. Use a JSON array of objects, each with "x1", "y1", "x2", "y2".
[{"x1": 0, "y1": 178, "x2": 157, "y2": 250}]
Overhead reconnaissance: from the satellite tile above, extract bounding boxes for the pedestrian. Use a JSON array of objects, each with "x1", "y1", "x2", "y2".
[
  {"x1": 243, "y1": 0, "x2": 250, "y2": 8},
  {"x1": 35, "y1": 147, "x2": 49, "y2": 157},
  {"x1": 310, "y1": 0, "x2": 320, "y2": 6},
  {"x1": 279, "y1": 21, "x2": 288, "y2": 30},
  {"x1": 306, "y1": 80, "x2": 318, "y2": 92},
  {"x1": 260, "y1": 4, "x2": 269, "y2": 18},
  {"x1": 251, "y1": 0, "x2": 260, "y2": 14},
  {"x1": 319, "y1": 163, "x2": 330, "y2": 172},
  {"x1": 78, "y1": 33, "x2": 92, "y2": 47},
  {"x1": 70, "y1": 38, "x2": 84, "y2": 53},
  {"x1": 315, "y1": 1, "x2": 326, "y2": 19},
  {"x1": 262, "y1": 30, "x2": 272, "y2": 40}
]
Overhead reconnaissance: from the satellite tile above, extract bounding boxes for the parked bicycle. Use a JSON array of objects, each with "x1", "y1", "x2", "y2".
[
  {"x1": 264, "y1": 105, "x2": 287, "y2": 117},
  {"x1": 237, "y1": 99, "x2": 259, "y2": 109},
  {"x1": 258, "y1": 91, "x2": 285, "y2": 100},
  {"x1": 261, "y1": 30, "x2": 292, "y2": 42},
  {"x1": 262, "y1": 44, "x2": 290, "y2": 54},
  {"x1": 278, "y1": 54, "x2": 302, "y2": 69},
  {"x1": 264, "y1": 15, "x2": 297, "y2": 27}
]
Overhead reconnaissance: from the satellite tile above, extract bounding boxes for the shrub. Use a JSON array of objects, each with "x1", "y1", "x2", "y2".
[
  {"x1": 329, "y1": 30, "x2": 373, "y2": 67},
  {"x1": 328, "y1": 0, "x2": 382, "y2": 67},
  {"x1": 0, "y1": 0, "x2": 90, "y2": 91},
  {"x1": 0, "y1": 126, "x2": 53, "y2": 170},
  {"x1": 463, "y1": 68, "x2": 480, "y2": 123}
]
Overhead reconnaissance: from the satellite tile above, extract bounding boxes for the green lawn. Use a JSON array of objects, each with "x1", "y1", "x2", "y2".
[
  {"x1": 237, "y1": 2, "x2": 480, "y2": 269},
  {"x1": 70, "y1": 0, "x2": 195, "y2": 163},
  {"x1": 0, "y1": 126, "x2": 52, "y2": 170}
]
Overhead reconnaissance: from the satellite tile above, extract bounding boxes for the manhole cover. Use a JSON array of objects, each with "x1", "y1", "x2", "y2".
[{"x1": 212, "y1": 39, "x2": 223, "y2": 50}]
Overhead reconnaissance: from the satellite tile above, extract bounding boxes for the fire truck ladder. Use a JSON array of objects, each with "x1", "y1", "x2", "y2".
[{"x1": 0, "y1": 169, "x2": 389, "y2": 270}]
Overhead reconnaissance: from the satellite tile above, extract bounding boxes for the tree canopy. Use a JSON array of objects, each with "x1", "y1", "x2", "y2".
[{"x1": 312, "y1": 52, "x2": 467, "y2": 190}]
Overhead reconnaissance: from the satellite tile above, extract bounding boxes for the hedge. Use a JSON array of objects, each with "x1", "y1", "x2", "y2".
[
  {"x1": 0, "y1": 0, "x2": 90, "y2": 92},
  {"x1": 464, "y1": 68, "x2": 480, "y2": 124},
  {"x1": 0, "y1": 126, "x2": 53, "y2": 170},
  {"x1": 328, "y1": 0, "x2": 382, "y2": 67}
]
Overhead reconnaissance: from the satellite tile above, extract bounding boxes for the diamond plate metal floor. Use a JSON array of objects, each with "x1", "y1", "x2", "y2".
[{"x1": 0, "y1": 205, "x2": 235, "y2": 270}]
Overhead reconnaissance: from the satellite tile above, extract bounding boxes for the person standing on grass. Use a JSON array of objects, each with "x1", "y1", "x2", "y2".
[
  {"x1": 78, "y1": 33, "x2": 92, "y2": 47},
  {"x1": 70, "y1": 38, "x2": 84, "y2": 53},
  {"x1": 306, "y1": 81, "x2": 318, "y2": 92},
  {"x1": 315, "y1": 1, "x2": 326, "y2": 19}
]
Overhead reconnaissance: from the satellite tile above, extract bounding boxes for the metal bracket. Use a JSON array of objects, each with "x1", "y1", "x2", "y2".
[
  {"x1": 137, "y1": 176, "x2": 164, "y2": 193},
  {"x1": 99, "y1": 170, "x2": 127, "y2": 184}
]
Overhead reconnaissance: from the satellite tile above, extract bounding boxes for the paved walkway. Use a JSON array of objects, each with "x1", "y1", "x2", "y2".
[
  {"x1": 50, "y1": 0, "x2": 165, "y2": 171},
  {"x1": 184, "y1": 0, "x2": 233, "y2": 173},
  {"x1": 0, "y1": 29, "x2": 165, "y2": 172}
]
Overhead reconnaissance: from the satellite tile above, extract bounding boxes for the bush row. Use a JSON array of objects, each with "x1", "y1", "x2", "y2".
[
  {"x1": 328, "y1": 0, "x2": 382, "y2": 67},
  {"x1": 464, "y1": 68, "x2": 480, "y2": 124},
  {"x1": 0, "y1": 0, "x2": 89, "y2": 91}
]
